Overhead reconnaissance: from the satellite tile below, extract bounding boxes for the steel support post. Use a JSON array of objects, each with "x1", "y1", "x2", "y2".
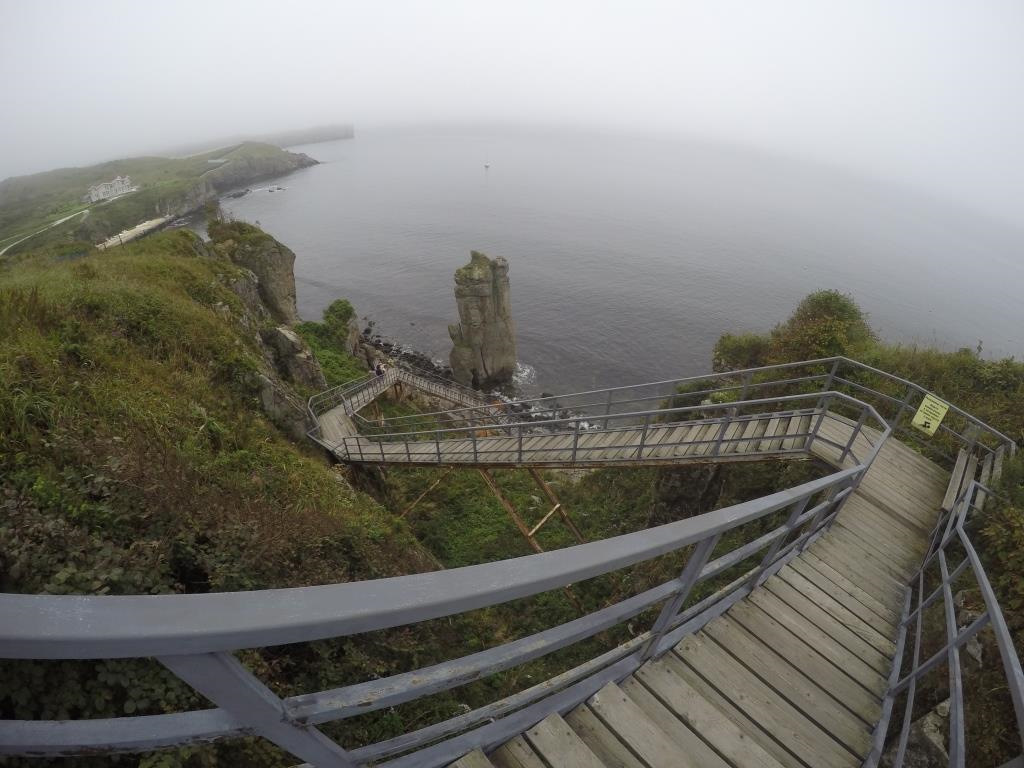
[{"x1": 159, "y1": 652, "x2": 356, "y2": 768}]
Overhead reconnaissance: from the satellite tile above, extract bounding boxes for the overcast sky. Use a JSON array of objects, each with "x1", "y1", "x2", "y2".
[{"x1": 1, "y1": 0, "x2": 1021, "y2": 223}]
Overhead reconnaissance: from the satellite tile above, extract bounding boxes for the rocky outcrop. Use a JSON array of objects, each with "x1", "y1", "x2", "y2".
[
  {"x1": 201, "y1": 144, "x2": 317, "y2": 193},
  {"x1": 448, "y1": 251, "x2": 517, "y2": 388},
  {"x1": 881, "y1": 700, "x2": 949, "y2": 768},
  {"x1": 255, "y1": 373, "x2": 310, "y2": 443},
  {"x1": 262, "y1": 326, "x2": 327, "y2": 390},
  {"x1": 209, "y1": 221, "x2": 299, "y2": 324}
]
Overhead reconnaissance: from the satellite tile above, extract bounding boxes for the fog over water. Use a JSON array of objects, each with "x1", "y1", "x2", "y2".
[
  {"x1": 3, "y1": 1, "x2": 1024, "y2": 226},
  {"x1": 219, "y1": 128, "x2": 1024, "y2": 395}
]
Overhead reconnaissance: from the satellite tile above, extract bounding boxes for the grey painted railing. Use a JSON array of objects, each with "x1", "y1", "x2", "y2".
[
  {"x1": 324, "y1": 391, "x2": 875, "y2": 467},
  {"x1": 1, "y1": 371, "x2": 891, "y2": 765},
  {"x1": 2, "y1": 360, "x2": 1019, "y2": 767},
  {"x1": 311, "y1": 356, "x2": 1014, "y2": 467},
  {"x1": 863, "y1": 471, "x2": 1024, "y2": 767}
]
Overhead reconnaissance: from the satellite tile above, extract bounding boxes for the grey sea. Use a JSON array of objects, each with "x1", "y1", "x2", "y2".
[{"x1": 216, "y1": 126, "x2": 1024, "y2": 395}]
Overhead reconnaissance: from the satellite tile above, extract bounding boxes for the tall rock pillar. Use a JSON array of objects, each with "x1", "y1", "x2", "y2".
[{"x1": 448, "y1": 251, "x2": 517, "y2": 388}]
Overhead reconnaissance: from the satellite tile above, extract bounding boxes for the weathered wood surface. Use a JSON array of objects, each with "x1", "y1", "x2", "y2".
[
  {"x1": 321, "y1": 408, "x2": 835, "y2": 467},
  {"x1": 445, "y1": 431, "x2": 945, "y2": 767}
]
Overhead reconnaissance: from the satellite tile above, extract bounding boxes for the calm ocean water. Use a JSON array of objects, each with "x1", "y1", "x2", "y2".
[{"x1": 216, "y1": 127, "x2": 1024, "y2": 395}]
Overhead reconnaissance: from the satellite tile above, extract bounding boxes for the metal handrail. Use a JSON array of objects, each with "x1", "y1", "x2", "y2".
[
  {"x1": 326, "y1": 390, "x2": 889, "y2": 469},
  {"x1": 0, "y1": 464, "x2": 868, "y2": 764},
  {"x1": 337, "y1": 356, "x2": 1015, "y2": 457},
  {"x1": 3, "y1": 359, "x2": 1019, "y2": 768},
  {"x1": 863, "y1": 477, "x2": 1024, "y2": 767}
]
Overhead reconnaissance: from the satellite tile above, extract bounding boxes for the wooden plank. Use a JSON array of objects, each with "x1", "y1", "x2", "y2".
[
  {"x1": 449, "y1": 748, "x2": 495, "y2": 768},
  {"x1": 702, "y1": 616, "x2": 872, "y2": 757},
  {"x1": 838, "y1": 495, "x2": 926, "y2": 554},
  {"x1": 490, "y1": 736, "x2": 547, "y2": 768},
  {"x1": 726, "y1": 599, "x2": 882, "y2": 725},
  {"x1": 619, "y1": 677, "x2": 732, "y2": 767},
  {"x1": 776, "y1": 567, "x2": 895, "y2": 655},
  {"x1": 635, "y1": 658, "x2": 787, "y2": 768},
  {"x1": 676, "y1": 634, "x2": 859, "y2": 768},
  {"x1": 684, "y1": 422, "x2": 718, "y2": 456},
  {"x1": 781, "y1": 415, "x2": 805, "y2": 451},
  {"x1": 836, "y1": 515, "x2": 924, "y2": 564},
  {"x1": 744, "y1": 590, "x2": 887, "y2": 694},
  {"x1": 762, "y1": 577, "x2": 891, "y2": 674},
  {"x1": 790, "y1": 553, "x2": 900, "y2": 629},
  {"x1": 587, "y1": 682, "x2": 698, "y2": 768},
  {"x1": 960, "y1": 454, "x2": 979, "y2": 504},
  {"x1": 831, "y1": 519, "x2": 919, "y2": 571},
  {"x1": 716, "y1": 418, "x2": 745, "y2": 456},
  {"x1": 759, "y1": 415, "x2": 785, "y2": 452},
  {"x1": 523, "y1": 713, "x2": 605, "y2": 768},
  {"x1": 975, "y1": 453, "x2": 994, "y2": 511},
  {"x1": 732, "y1": 417, "x2": 763, "y2": 455},
  {"x1": 804, "y1": 539, "x2": 906, "y2": 605},
  {"x1": 942, "y1": 450, "x2": 969, "y2": 511},
  {"x1": 650, "y1": 424, "x2": 690, "y2": 458},
  {"x1": 565, "y1": 705, "x2": 646, "y2": 768},
  {"x1": 822, "y1": 526, "x2": 915, "y2": 583},
  {"x1": 993, "y1": 446, "x2": 1006, "y2": 483},
  {"x1": 657, "y1": 651, "x2": 802, "y2": 768}
]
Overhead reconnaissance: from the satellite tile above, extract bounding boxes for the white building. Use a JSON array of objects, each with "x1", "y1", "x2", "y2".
[{"x1": 87, "y1": 175, "x2": 133, "y2": 203}]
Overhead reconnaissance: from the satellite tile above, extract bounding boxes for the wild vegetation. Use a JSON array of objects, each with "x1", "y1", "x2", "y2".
[{"x1": 715, "y1": 289, "x2": 1024, "y2": 761}]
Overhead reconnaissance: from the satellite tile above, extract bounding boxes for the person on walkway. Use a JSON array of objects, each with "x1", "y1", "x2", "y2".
[{"x1": 374, "y1": 361, "x2": 385, "y2": 377}]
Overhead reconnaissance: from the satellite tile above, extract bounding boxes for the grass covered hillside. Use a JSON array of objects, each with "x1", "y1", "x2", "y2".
[{"x1": 0, "y1": 229, "x2": 458, "y2": 766}]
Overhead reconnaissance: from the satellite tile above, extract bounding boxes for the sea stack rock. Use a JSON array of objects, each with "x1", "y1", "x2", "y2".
[{"x1": 448, "y1": 251, "x2": 517, "y2": 388}]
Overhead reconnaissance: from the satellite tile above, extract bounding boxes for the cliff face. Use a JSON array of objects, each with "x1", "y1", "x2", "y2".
[
  {"x1": 208, "y1": 219, "x2": 299, "y2": 324},
  {"x1": 448, "y1": 251, "x2": 517, "y2": 388},
  {"x1": 162, "y1": 144, "x2": 318, "y2": 220}
]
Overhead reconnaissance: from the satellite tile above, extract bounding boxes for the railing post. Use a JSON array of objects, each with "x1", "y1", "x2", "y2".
[
  {"x1": 159, "y1": 652, "x2": 357, "y2": 767},
  {"x1": 739, "y1": 371, "x2": 753, "y2": 402},
  {"x1": 939, "y1": 551, "x2": 966, "y2": 767},
  {"x1": 604, "y1": 390, "x2": 613, "y2": 429},
  {"x1": 891, "y1": 384, "x2": 915, "y2": 428},
  {"x1": 571, "y1": 420, "x2": 580, "y2": 464},
  {"x1": 749, "y1": 496, "x2": 810, "y2": 588},
  {"x1": 840, "y1": 409, "x2": 868, "y2": 464},
  {"x1": 636, "y1": 413, "x2": 651, "y2": 459},
  {"x1": 469, "y1": 416, "x2": 478, "y2": 463},
  {"x1": 711, "y1": 415, "x2": 730, "y2": 456},
  {"x1": 806, "y1": 392, "x2": 833, "y2": 453},
  {"x1": 638, "y1": 534, "x2": 721, "y2": 661},
  {"x1": 518, "y1": 424, "x2": 524, "y2": 463},
  {"x1": 798, "y1": 484, "x2": 843, "y2": 551},
  {"x1": 435, "y1": 430, "x2": 442, "y2": 464},
  {"x1": 824, "y1": 358, "x2": 840, "y2": 391}
]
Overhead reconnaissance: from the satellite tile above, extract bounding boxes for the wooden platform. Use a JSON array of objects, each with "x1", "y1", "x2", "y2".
[{"x1": 447, "y1": 437, "x2": 945, "y2": 768}]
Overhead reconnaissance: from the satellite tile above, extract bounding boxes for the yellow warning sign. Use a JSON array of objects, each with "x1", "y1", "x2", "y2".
[{"x1": 911, "y1": 393, "x2": 949, "y2": 436}]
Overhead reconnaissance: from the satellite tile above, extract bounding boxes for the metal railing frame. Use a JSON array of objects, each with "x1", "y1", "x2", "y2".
[
  {"x1": 862, "y1": 475, "x2": 1024, "y2": 768},
  {"x1": 318, "y1": 357, "x2": 1014, "y2": 454},
  {"x1": 2, "y1": 359, "x2": 1019, "y2": 767}
]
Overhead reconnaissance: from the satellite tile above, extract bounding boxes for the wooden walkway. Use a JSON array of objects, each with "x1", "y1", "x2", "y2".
[
  {"x1": 308, "y1": 370, "x2": 974, "y2": 767},
  {"x1": 449, "y1": 436, "x2": 944, "y2": 768},
  {"x1": 321, "y1": 409, "x2": 824, "y2": 467}
]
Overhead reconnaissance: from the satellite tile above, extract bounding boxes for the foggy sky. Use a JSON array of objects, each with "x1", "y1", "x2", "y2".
[{"x1": 1, "y1": 0, "x2": 1021, "y2": 224}]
